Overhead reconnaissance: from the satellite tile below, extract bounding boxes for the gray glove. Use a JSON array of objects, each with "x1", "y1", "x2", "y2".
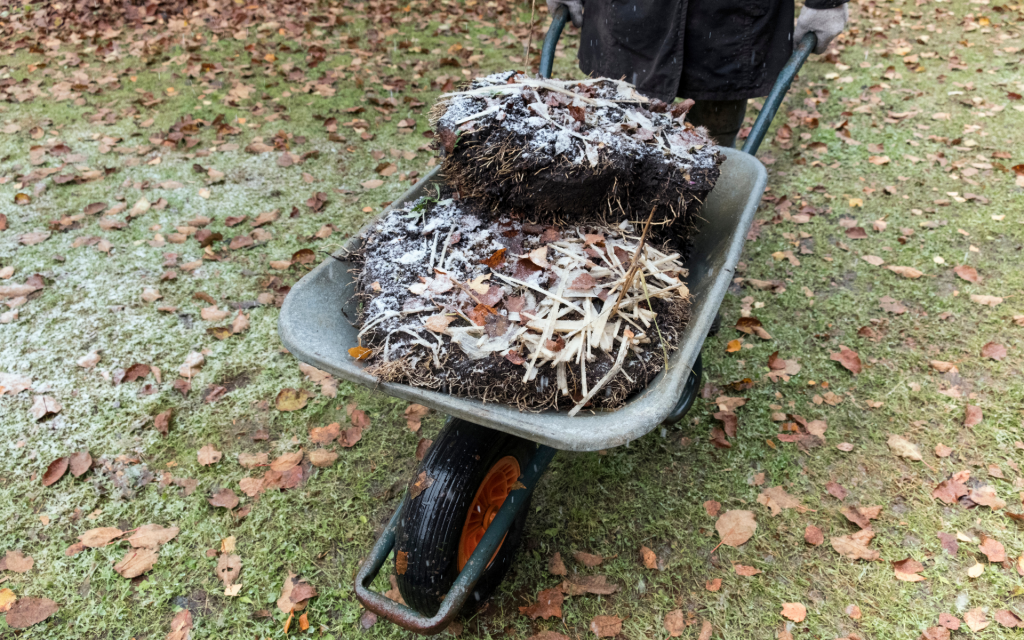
[
  {"x1": 546, "y1": 0, "x2": 583, "y2": 28},
  {"x1": 794, "y1": 5, "x2": 848, "y2": 54}
]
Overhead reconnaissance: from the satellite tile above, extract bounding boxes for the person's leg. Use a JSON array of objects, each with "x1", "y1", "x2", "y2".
[{"x1": 686, "y1": 99, "x2": 748, "y2": 149}]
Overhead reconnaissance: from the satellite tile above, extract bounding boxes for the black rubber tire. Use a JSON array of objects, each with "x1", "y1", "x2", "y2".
[
  {"x1": 394, "y1": 418, "x2": 536, "y2": 617},
  {"x1": 662, "y1": 350, "x2": 704, "y2": 425}
]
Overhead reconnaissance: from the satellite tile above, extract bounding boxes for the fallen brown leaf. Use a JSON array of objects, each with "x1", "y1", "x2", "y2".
[
  {"x1": 114, "y1": 547, "x2": 159, "y2": 578},
  {"x1": 6, "y1": 597, "x2": 59, "y2": 629},
  {"x1": 716, "y1": 510, "x2": 757, "y2": 547},
  {"x1": 518, "y1": 586, "x2": 562, "y2": 620}
]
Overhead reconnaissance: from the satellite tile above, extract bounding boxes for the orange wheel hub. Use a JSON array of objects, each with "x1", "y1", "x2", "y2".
[{"x1": 458, "y1": 456, "x2": 521, "y2": 571}]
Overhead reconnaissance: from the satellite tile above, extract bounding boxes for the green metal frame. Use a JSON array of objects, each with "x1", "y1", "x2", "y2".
[{"x1": 351, "y1": 16, "x2": 816, "y2": 636}]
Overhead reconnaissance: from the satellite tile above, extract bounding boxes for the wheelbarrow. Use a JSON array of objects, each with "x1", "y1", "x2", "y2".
[{"x1": 277, "y1": 8, "x2": 817, "y2": 632}]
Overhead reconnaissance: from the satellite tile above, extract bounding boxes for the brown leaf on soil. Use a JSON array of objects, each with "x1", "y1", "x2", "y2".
[
  {"x1": 964, "y1": 608, "x2": 989, "y2": 632},
  {"x1": 197, "y1": 445, "x2": 222, "y2": 466},
  {"x1": 981, "y1": 342, "x2": 1007, "y2": 361},
  {"x1": 841, "y1": 505, "x2": 882, "y2": 529},
  {"x1": 69, "y1": 450, "x2": 92, "y2": 477},
  {"x1": 705, "y1": 578, "x2": 722, "y2": 592},
  {"x1": 826, "y1": 481, "x2": 847, "y2": 500},
  {"x1": 239, "y1": 477, "x2": 264, "y2": 497},
  {"x1": 640, "y1": 545, "x2": 658, "y2": 569},
  {"x1": 971, "y1": 294, "x2": 1003, "y2": 307},
  {"x1": 930, "y1": 360, "x2": 958, "y2": 373},
  {"x1": 166, "y1": 609, "x2": 193, "y2": 640},
  {"x1": 734, "y1": 564, "x2": 761, "y2": 576},
  {"x1": 528, "y1": 631, "x2": 569, "y2": 640},
  {"x1": 570, "y1": 273, "x2": 598, "y2": 290},
  {"x1": 934, "y1": 443, "x2": 953, "y2": 458},
  {"x1": 348, "y1": 405, "x2": 371, "y2": 429},
  {"x1": 893, "y1": 557, "x2": 925, "y2": 582},
  {"x1": 697, "y1": 620, "x2": 713, "y2": 640},
  {"x1": 209, "y1": 488, "x2": 240, "y2": 509},
  {"x1": 79, "y1": 526, "x2": 124, "y2": 548},
  {"x1": 921, "y1": 626, "x2": 950, "y2": 640},
  {"x1": 548, "y1": 552, "x2": 567, "y2": 576},
  {"x1": 271, "y1": 451, "x2": 303, "y2": 472},
  {"x1": 480, "y1": 248, "x2": 507, "y2": 268},
  {"x1": 879, "y1": 295, "x2": 907, "y2": 314},
  {"x1": 937, "y1": 532, "x2": 959, "y2": 556},
  {"x1": 404, "y1": 404, "x2": 430, "y2": 432},
  {"x1": 805, "y1": 525, "x2": 824, "y2": 546},
  {"x1": 6, "y1": 597, "x2": 59, "y2": 629},
  {"x1": 969, "y1": 484, "x2": 1006, "y2": 510},
  {"x1": 846, "y1": 605, "x2": 862, "y2": 620},
  {"x1": 238, "y1": 452, "x2": 269, "y2": 469},
  {"x1": 339, "y1": 425, "x2": 363, "y2": 448},
  {"x1": 114, "y1": 547, "x2": 159, "y2": 578},
  {"x1": 953, "y1": 265, "x2": 980, "y2": 283},
  {"x1": 781, "y1": 602, "x2": 806, "y2": 622},
  {"x1": 757, "y1": 486, "x2": 803, "y2": 516},
  {"x1": 574, "y1": 552, "x2": 603, "y2": 567},
  {"x1": 716, "y1": 510, "x2": 757, "y2": 547},
  {"x1": 939, "y1": 612, "x2": 960, "y2": 630},
  {"x1": 217, "y1": 553, "x2": 242, "y2": 587},
  {"x1": 932, "y1": 474, "x2": 970, "y2": 505},
  {"x1": 415, "y1": 438, "x2": 432, "y2": 460},
  {"x1": 519, "y1": 586, "x2": 563, "y2": 620},
  {"x1": 560, "y1": 575, "x2": 619, "y2": 596},
  {"x1": 423, "y1": 314, "x2": 454, "y2": 332},
  {"x1": 995, "y1": 610, "x2": 1023, "y2": 628},
  {"x1": 42, "y1": 456, "x2": 68, "y2": 486},
  {"x1": 307, "y1": 422, "x2": 342, "y2": 445},
  {"x1": 980, "y1": 535, "x2": 1006, "y2": 562},
  {"x1": 887, "y1": 265, "x2": 923, "y2": 279},
  {"x1": 127, "y1": 524, "x2": 179, "y2": 549},
  {"x1": 829, "y1": 346, "x2": 862, "y2": 375},
  {"x1": 275, "y1": 388, "x2": 310, "y2": 411},
  {"x1": 31, "y1": 395, "x2": 62, "y2": 421},
  {"x1": 153, "y1": 409, "x2": 173, "y2": 436},
  {"x1": 277, "y1": 572, "x2": 317, "y2": 614},
  {"x1": 963, "y1": 404, "x2": 982, "y2": 427},
  {"x1": 1, "y1": 550, "x2": 33, "y2": 573},
  {"x1": 0, "y1": 588, "x2": 15, "y2": 613},
  {"x1": 309, "y1": 449, "x2": 338, "y2": 468},
  {"x1": 831, "y1": 528, "x2": 880, "y2": 561},
  {"x1": 887, "y1": 434, "x2": 922, "y2": 461},
  {"x1": 704, "y1": 500, "x2": 721, "y2": 517},
  {"x1": 590, "y1": 615, "x2": 622, "y2": 637},
  {"x1": 664, "y1": 609, "x2": 687, "y2": 637}
]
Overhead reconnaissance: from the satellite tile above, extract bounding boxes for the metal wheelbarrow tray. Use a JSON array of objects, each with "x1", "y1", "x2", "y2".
[
  {"x1": 277, "y1": 9, "x2": 815, "y2": 631},
  {"x1": 278, "y1": 146, "x2": 763, "y2": 451}
]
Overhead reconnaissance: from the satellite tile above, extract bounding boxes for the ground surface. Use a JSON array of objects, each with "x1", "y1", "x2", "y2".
[{"x1": 1, "y1": 0, "x2": 1023, "y2": 638}]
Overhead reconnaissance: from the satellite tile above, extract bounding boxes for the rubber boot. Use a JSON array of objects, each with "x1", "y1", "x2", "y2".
[{"x1": 687, "y1": 99, "x2": 748, "y2": 149}]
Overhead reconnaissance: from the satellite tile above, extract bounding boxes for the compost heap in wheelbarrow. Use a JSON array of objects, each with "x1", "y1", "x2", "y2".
[
  {"x1": 431, "y1": 71, "x2": 723, "y2": 246},
  {"x1": 352, "y1": 194, "x2": 691, "y2": 415}
]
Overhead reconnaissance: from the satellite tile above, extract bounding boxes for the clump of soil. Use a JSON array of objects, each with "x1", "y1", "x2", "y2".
[
  {"x1": 432, "y1": 72, "x2": 722, "y2": 247},
  {"x1": 352, "y1": 194, "x2": 690, "y2": 414}
]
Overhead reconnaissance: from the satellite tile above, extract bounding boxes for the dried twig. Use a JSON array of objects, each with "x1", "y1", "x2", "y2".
[{"x1": 610, "y1": 205, "x2": 658, "y2": 316}]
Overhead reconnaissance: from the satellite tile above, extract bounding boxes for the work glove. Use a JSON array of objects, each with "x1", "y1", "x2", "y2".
[
  {"x1": 794, "y1": 4, "x2": 849, "y2": 54},
  {"x1": 546, "y1": 0, "x2": 583, "y2": 28}
]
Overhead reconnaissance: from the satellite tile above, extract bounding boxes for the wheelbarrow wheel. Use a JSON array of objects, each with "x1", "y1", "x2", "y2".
[{"x1": 394, "y1": 418, "x2": 536, "y2": 617}]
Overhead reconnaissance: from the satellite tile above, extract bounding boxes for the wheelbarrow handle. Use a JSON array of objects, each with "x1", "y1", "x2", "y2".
[
  {"x1": 741, "y1": 32, "x2": 817, "y2": 156},
  {"x1": 539, "y1": 5, "x2": 569, "y2": 79},
  {"x1": 537, "y1": 11, "x2": 817, "y2": 155}
]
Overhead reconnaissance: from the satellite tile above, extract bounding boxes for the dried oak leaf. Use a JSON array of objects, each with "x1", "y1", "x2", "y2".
[
  {"x1": 309, "y1": 449, "x2": 338, "y2": 468},
  {"x1": 829, "y1": 345, "x2": 862, "y2": 375},
  {"x1": 831, "y1": 528, "x2": 880, "y2": 561},
  {"x1": 6, "y1": 597, "x2": 59, "y2": 629},
  {"x1": 995, "y1": 610, "x2": 1023, "y2": 628},
  {"x1": 404, "y1": 404, "x2": 430, "y2": 433},
  {"x1": 42, "y1": 456, "x2": 68, "y2": 486},
  {"x1": 519, "y1": 586, "x2": 563, "y2": 620},
  {"x1": 932, "y1": 473, "x2": 969, "y2": 505},
  {"x1": 590, "y1": 615, "x2": 622, "y2": 638},
  {"x1": 79, "y1": 526, "x2": 124, "y2": 548},
  {"x1": 275, "y1": 388, "x2": 310, "y2": 411},
  {"x1": 238, "y1": 452, "x2": 268, "y2": 469},
  {"x1": 217, "y1": 553, "x2": 242, "y2": 587},
  {"x1": 69, "y1": 451, "x2": 92, "y2": 477},
  {"x1": 781, "y1": 602, "x2": 806, "y2": 622},
  {"x1": 127, "y1": 524, "x2": 179, "y2": 549},
  {"x1": 734, "y1": 564, "x2": 761, "y2": 576},
  {"x1": 560, "y1": 575, "x2": 618, "y2": 596},
  {"x1": 964, "y1": 608, "x2": 989, "y2": 632},
  {"x1": 981, "y1": 342, "x2": 1007, "y2": 361},
  {"x1": 805, "y1": 525, "x2": 825, "y2": 546},
  {"x1": 715, "y1": 510, "x2": 756, "y2": 547},
  {"x1": 197, "y1": 445, "x2": 222, "y2": 466},
  {"x1": 979, "y1": 535, "x2": 1006, "y2": 562},
  {"x1": 963, "y1": 404, "x2": 982, "y2": 427},
  {"x1": 706, "y1": 578, "x2": 722, "y2": 592},
  {"x1": 209, "y1": 488, "x2": 240, "y2": 510},
  {"x1": 664, "y1": 610, "x2": 686, "y2": 637},
  {"x1": 952, "y1": 265, "x2": 980, "y2": 283},
  {"x1": 893, "y1": 557, "x2": 926, "y2": 582},
  {"x1": 277, "y1": 572, "x2": 317, "y2": 614},
  {"x1": 841, "y1": 505, "x2": 882, "y2": 529},
  {"x1": 0, "y1": 550, "x2": 33, "y2": 573},
  {"x1": 574, "y1": 552, "x2": 603, "y2": 567},
  {"x1": 271, "y1": 451, "x2": 303, "y2": 472},
  {"x1": 114, "y1": 547, "x2": 159, "y2": 578},
  {"x1": 548, "y1": 552, "x2": 567, "y2": 576},
  {"x1": 640, "y1": 545, "x2": 658, "y2": 570},
  {"x1": 166, "y1": 609, "x2": 193, "y2": 640},
  {"x1": 757, "y1": 486, "x2": 803, "y2": 516},
  {"x1": 339, "y1": 425, "x2": 363, "y2": 448},
  {"x1": 939, "y1": 612, "x2": 960, "y2": 630},
  {"x1": 887, "y1": 434, "x2": 922, "y2": 461}
]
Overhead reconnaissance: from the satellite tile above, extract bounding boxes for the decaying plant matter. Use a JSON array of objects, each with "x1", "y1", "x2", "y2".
[
  {"x1": 353, "y1": 195, "x2": 691, "y2": 414},
  {"x1": 431, "y1": 71, "x2": 722, "y2": 246}
]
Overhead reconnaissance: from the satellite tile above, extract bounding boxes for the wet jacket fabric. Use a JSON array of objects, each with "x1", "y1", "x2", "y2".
[{"x1": 577, "y1": 0, "x2": 848, "y2": 102}]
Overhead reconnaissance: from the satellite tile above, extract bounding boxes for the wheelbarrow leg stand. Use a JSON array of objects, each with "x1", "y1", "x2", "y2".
[{"x1": 354, "y1": 426, "x2": 557, "y2": 635}]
